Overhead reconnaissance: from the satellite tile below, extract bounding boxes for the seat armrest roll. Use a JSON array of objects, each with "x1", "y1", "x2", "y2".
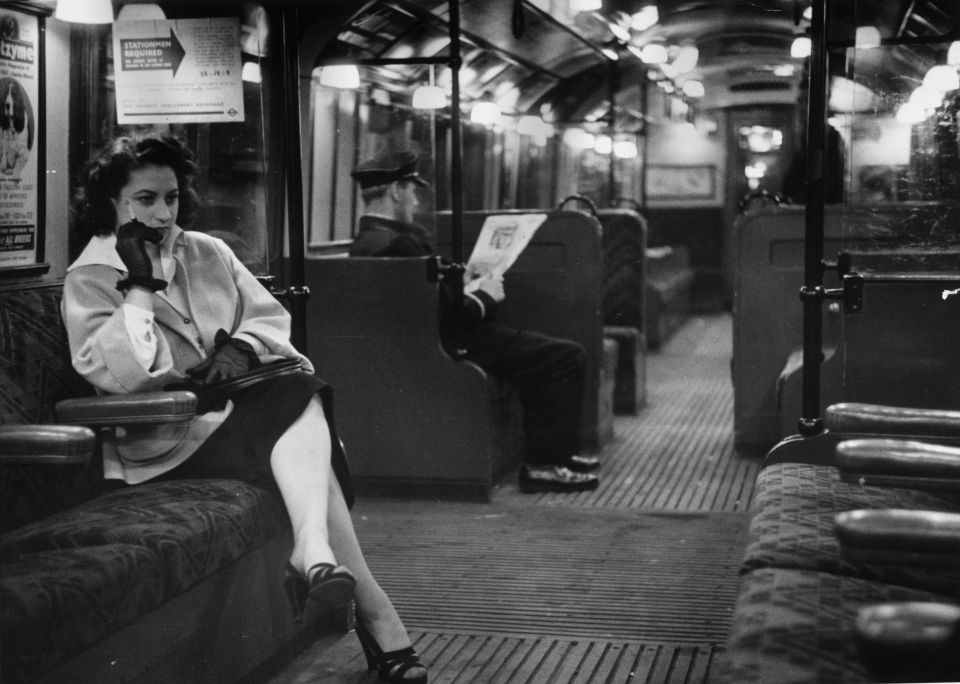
[
  {"x1": 0, "y1": 424, "x2": 96, "y2": 465},
  {"x1": 56, "y1": 391, "x2": 197, "y2": 427}
]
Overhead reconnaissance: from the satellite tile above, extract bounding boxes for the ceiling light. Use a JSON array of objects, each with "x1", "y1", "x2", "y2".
[
  {"x1": 896, "y1": 101, "x2": 926, "y2": 125},
  {"x1": 609, "y1": 23, "x2": 631, "y2": 43},
  {"x1": 412, "y1": 85, "x2": 447, "y2": 109},
  {"x1": 630, "y1": 6, "x2": 658, "y2": 31},
  {"x1": 682, "y1": 80, "x2": 705, "y2": 98},
  {"x1": 318, "y1": 65, "x2": 360, "y2": 89},
  {"x1": 55, "y1": 0, "x2": 114, "y2": 23},
  {"x1": 855, "y1": 26, "x2": 881, "y2": 49},
  {"x1": 517, "y1": 116, "x2": 554, "y2": 139},
  {"x1": 949, "y1": 42, "x2": 960, "y2": 67},
  {"x1": 241, "y1": 61, "x2": 262, "y2": 84},
  {"x1": 518, "y1": 115, "x2": 545, "y2": 136},
  {"x1": 909, "y1": 85, "x2": 943, "y2": 112},
  {"x1": 773, "y1": 64, "x2": 795, "y2": 77},
  {"x1": 470, "y1": 101, "x2": 502, "y2": 126},
  {"x1": 570, "y1": 0, "x2": 602, "y2": 12},
  {"x1": 672, "y1": 46, "x2": 699, "y2": 75},
  {"x1": 923, "y1": 65, "x2": 960, "y2": 93},
  {"x1": 613, "y1": 140, "x2": 638, "y2": 159},
  {"x1": 562, "y1": 128, "x2": 595, "y2": 149},
  {"x1": 602, "y1": 48, "x2": 620, "y2": 61},
  {"x1": 639, "y1": 44, "x2": 668, "y2": 64},
  {"x1": 791, "y1": 36, "x2": 811, "y2": 59},
  {"x1": 116, "y1": 4, "x2": 166, "y2": 20},
  {"x1": 594, "y1": 135, "x2": 612, "y2": 154}
]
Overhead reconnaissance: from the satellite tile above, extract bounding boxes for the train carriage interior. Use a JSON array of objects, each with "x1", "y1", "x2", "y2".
[{"x1": 4, "y1": 0, "x2": 960, "y2": 682}]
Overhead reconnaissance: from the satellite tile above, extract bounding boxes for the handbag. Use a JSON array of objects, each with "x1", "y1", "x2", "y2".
[{"x1": 164, "y1": 358, "x2": 304, "y2": 413}]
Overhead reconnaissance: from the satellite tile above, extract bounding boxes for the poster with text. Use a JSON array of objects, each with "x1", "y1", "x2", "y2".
[
  {"x1": 0, "y1": 9, "x2": 40, "y2": 269},
  {"x1": 114, "y1": 18, "x2": 245, "y2": 124}
]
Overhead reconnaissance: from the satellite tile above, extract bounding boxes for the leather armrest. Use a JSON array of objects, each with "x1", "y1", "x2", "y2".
[
  {"x1": 855, "y1": 602, "x2": 960, "y2": 681},
  {"x1": 836, "y1": 508, "x2": 960, "y2": 566},
  {"x1": 56, "y1": 391, "x2": 197, "y2": 427},
  {"x1": 0, "y1": 424, "x2": 96, "y2": 465},
  {"x1": 835, "y1": 438, "x2": 960, "y2": 490},
  {"x1": 825, "y1": 402, "x2": 960, "y2": 440}
]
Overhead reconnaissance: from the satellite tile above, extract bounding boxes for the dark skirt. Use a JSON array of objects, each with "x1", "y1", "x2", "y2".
[{"x1": 152, "y1": 372, "x2": 354, "y2": 509}]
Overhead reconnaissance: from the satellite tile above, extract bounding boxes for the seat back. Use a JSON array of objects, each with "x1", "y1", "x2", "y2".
[
  {"x1": 596, "y1": 208, "x2": 647, "y2": 330},
  {"x1": 304, "y1": 256, "x2": 522, "y2": 501},
  {"x1": 0, "y1": 281, "x2": 100, "y2": 531},
  {"x1": 733, "y1": 202, "x2": 960, "y2": 454}
]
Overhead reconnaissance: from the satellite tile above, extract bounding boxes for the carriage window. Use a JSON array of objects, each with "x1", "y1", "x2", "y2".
[
  {"x1": 307, "y1": 71, "x2": 441, "y2": 247},
  {"x1": 830, "y1": 1, "x2": 960, "y2": 259},
  {"x1": 68, "y1": 4, "x2": 282, "y2": 276}
]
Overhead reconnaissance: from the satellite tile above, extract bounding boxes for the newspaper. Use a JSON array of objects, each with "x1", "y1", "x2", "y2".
[{"x1": 464, "y1": 213, "x2": 548, "y2": 281}]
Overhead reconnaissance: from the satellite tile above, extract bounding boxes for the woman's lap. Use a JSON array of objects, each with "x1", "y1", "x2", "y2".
[{"x1": 152, "y1": 372, "x2": 354, "y2": 508}]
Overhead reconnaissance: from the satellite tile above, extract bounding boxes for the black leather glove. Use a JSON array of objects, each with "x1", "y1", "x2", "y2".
[
  {"x1": 186, "y1": 329, "x2": 261, "y2": 383},
  {"x1": 114, "y1": 219, "x2": 167, "y2": 292}
]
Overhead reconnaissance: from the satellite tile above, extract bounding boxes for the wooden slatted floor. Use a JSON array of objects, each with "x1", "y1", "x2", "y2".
[{"x1": 269, "y1": 313, "x2": 759, "y2": 684}]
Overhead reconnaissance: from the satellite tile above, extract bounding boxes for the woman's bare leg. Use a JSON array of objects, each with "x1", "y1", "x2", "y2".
[
  {"x1": 273, "y1": 395, "x2": 422, "y2": 674},
  {"x1": 271, "y1": 396, "x2": 337, "y2": 576},
  {"x1": 327, "y1": 473, "x2": 418, "y2": 655}
]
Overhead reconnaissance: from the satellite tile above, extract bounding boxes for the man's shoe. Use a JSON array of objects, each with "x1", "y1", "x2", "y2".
[
  {"x1": 566, "y1": 454, "x2": 600, "y2": 472},
  {"x1": 519, "y1": 465, "x2": 599, "y2": 493}
]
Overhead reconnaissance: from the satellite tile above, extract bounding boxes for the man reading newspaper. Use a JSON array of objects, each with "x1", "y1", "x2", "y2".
[{"x1": 348, "y1": 151, "x2": 599, "y2": 492}]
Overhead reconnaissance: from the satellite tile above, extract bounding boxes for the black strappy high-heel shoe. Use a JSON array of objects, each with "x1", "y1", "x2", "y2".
[
  {"x1": 355, "y1": 618, "x2": 428, "y2": 684},
  {"x1": 283, "y1": 562, "x2": 356, "y2": 631}
]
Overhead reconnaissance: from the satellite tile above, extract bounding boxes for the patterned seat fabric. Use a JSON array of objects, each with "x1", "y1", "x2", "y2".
[
  {"x1": 717, "y1": 567, "x2": 951, "y2": 684},
  {"x1": 598, "y1": 210, "x2": 646, "y2": 329},
  {"x1": 0, "y1": 283, "x2": 101, "y2": 531},
  {"x1": 1, "y1": 480, "x2": 286, "y2": 682},
  {"x1": 0, "y1": 283, "x2": 290, "y2": 682},
  {"x1": 741, "y1": 462, "x2": 960, "y2": 595}
]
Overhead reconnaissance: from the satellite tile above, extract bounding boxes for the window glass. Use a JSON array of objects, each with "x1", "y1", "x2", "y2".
[{"x1": 69, "y1": 3, "x2": 281, "y2": 276}]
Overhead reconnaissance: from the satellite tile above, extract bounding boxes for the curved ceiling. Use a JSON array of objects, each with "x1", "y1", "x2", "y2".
[{"x1": 306, "y1": 0, "x2": 960, "y2": 122}]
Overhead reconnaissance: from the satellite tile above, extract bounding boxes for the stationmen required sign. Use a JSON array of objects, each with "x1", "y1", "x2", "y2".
[{"x1": 113, "y1": 18, "x2": 245, "y2": 124}]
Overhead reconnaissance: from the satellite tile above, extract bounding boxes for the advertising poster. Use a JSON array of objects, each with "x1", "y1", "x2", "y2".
[
  {"x1": 113, "y1": 17, "x2": 245, "y2": 124},
  {"x1": 0, "y1": 9, "x2": 39, "y2": 269}
]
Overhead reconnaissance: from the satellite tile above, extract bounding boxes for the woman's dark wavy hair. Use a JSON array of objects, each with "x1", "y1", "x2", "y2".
[{"x1": 73, "y1": 133, "x2": 201, "y2": 243}]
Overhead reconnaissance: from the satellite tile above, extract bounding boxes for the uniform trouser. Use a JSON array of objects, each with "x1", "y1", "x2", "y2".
[{"x1": 457, "y1": 324, "x2": 586, "y2": 467}]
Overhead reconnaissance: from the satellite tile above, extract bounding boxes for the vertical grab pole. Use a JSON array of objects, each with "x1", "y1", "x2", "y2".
[
  {"x1": 447, "y1": 0, "x2": 465, "y2": 316},
  {"x1": 449, "y1": 0, "x2": 464, "y2": 268},
  {"x1": 640, "y1": 76, "x2": 648, "y2": 212},
  {"x1": 608, "y1": 62, "x2": 618, "y2": 203},
  {"x1": 799, "y1": 0, "x2": 829, "y2": 436},
  {"x1": 280, "y1": 4, "x2": 309, "y2": 352}
]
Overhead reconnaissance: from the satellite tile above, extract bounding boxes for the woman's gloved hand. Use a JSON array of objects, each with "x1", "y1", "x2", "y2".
[
  {"x1": 114, "y1": 219, "x2": 167, "y2": 292},
  {"x1": 187, "y1": 329, "x2": 261, "y2": 383}
]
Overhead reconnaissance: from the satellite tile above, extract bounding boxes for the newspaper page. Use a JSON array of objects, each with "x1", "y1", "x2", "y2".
[{"x1": 465, "y1": 213, "x2": 548, "y2": 280}]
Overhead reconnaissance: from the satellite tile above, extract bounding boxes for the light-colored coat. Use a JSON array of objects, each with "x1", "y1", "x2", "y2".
[{"x1": 62, "y1": 227, "x2": 313, "y2": 483}]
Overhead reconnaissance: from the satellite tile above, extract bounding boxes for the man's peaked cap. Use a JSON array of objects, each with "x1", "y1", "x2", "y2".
[{"x1": 351, "y1": 151, "x2": 429, "y2": 189}]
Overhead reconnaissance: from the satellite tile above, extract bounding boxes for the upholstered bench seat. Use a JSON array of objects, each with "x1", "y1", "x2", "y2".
[
  {"x1": 740, "y1": 462, "x2": 960, "y2": 595},
  {"x1": 718, "y1": 566, "x2": 951, "y2": 684},
  {"x1": 1, "y1": 544, "x2": 163, "y2": 682},
  {"x1": 0, "y1": 479, "x2": 287, "y2": 682}
]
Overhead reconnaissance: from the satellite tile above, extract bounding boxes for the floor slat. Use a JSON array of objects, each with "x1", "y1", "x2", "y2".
[{"x1": 269, "y1": 313, "x2": 754, "y2": 683}]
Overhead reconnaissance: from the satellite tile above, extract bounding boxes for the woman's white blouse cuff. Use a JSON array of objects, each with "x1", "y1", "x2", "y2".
[{"x1": 122, "y1": 303, "x2": 158, "y2": 370}]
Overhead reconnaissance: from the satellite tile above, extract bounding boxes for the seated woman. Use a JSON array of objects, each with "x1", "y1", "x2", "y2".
[{"x1": 61, "y1": 132, "x2": 427, "y2": 684}]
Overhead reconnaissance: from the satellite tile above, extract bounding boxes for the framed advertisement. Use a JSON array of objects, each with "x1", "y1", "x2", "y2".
[
  {"x1": 648, "y1": 165, "x2": 716, "y2": 200},
  {"x1": 0, "y1": 2, "x2": 46, "y2": 278}
]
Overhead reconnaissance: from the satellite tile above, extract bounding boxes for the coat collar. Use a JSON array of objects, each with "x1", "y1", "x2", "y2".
[{"x1": 68, "y1": 225, "x2": 185, "y2": 278}]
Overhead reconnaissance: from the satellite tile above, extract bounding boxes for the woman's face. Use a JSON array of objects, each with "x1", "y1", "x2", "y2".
[{"x1": 113, "y1": 164, "x2": 179, "y2": 238}]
